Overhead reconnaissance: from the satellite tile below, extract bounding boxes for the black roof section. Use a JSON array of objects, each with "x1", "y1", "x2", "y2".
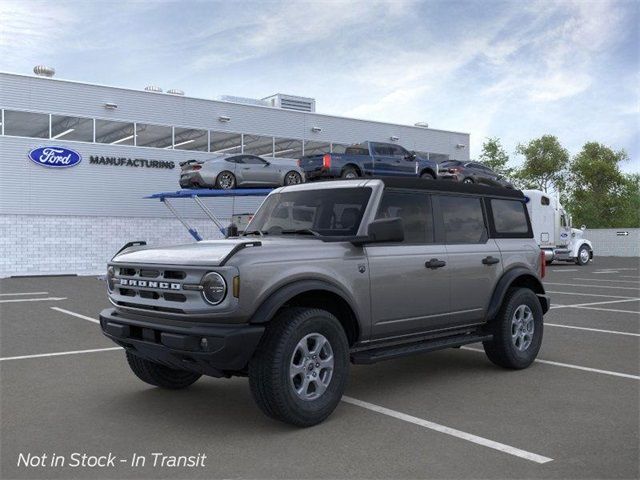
[{"x1": 375, "y1": 177, "x2": 525, "y2": 198}]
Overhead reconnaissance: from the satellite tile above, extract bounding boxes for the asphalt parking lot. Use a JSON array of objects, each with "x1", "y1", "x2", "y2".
[{"x1": 1, "y1": 257, "x2": 638, "y2": 479}]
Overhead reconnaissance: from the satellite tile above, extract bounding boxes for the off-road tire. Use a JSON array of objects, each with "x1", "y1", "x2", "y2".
[
  {"x1": 482, "y1": 288, "x2": 543, "y2": 369},
  {"x1": 126, "y1": 351, "x2": 201, "y2": 389},
  {"x1": 248, "y1": 307, "x2": 350, "y2": 427},
  {"x1": 215, "y1": 171, "x2": 236, "y2": 189},
  {"x1": 575, "y1": 245, "x2": 591, "y2": 266},
  {"x1": 341, "y1": 167, "x2": 359, "y2": 179},
  {"x1": 420, "y1": 171, "x2": 436, "y2": 180}
]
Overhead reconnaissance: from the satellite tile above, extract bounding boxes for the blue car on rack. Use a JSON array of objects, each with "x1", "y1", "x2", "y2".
[{"x1": 298, "y1": 141, "x2": 438, "y2": 181}]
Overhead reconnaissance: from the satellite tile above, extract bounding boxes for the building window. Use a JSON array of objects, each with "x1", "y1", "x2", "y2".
[
  {"x1": 95, "y1": 119, "x2": 135, "y2": 145},
  {"x1": 3, "y1": 110, "x2": 49, "y2": 138},
  {"x1": 304, "y1": 141, "x2": 330, "y2": 156},
  {"x1": 173, "y1": 127, "x2": 208, "y2": 151},
  {"x1": 210, "y1": 131, "x2": 243, "y2": 154},
  {"x1": 51, "y1": 115, "x2": 94, "y2": 142},
  {"x1": 273, "y1": 137, "x2": 303, "y2": 158},
  {"x1": 136, "y1": 123, "x2": 172, "y2": 148},
  {"x1": 243, "y1": 134, "x2": 274, "y2": 156}
]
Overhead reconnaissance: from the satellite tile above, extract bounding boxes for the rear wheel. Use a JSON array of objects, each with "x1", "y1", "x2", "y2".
[
  {"x1": 341, "y1": 167, "x2": 359, "y2": 179},
  {"x1": 462, "y1": 177, "x2": 474, "y2": 184},
  {"x1": 216, "y1": 171, "x2": 236, "y2": 189},
  {"x1": 575, "y1": 245, "x2": 591, "y2": 265},
  {"x1": 126, "y1": 352, "x2": 201, "y2": 389},
  {"x1": 284, "y1": 171, "x2": 303, "y2": 186},
  {"x1": 420, "y1": 171, "x2": 436, "y2": 180},
  {"x1": 482, "y1": 288, "x2": 543, "y2": 369},
  {"x1": 248, "y1": 307, "x2": 349, "y2": 427}
]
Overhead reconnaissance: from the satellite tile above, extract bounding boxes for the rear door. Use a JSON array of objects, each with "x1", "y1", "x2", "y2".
[
  {"x1": 370, "y1": 143, "x2": 397, "y2": 177},
  {"x1": 366, "y1": 189, "x2": 450, "y2": 340},
  {"x1": 434, "y1": 194, "x2": 503, "y2": 326}
]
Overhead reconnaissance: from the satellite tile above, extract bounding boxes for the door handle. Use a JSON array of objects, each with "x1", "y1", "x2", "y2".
[
  {"x1": 482, "y1": 256, "x2": 500, "y2": 265},
  {"x1": 425, "y1": 258, "x2": 446, "y2": 269}
]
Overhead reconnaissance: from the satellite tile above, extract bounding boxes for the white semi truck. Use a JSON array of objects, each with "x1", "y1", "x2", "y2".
[{"x1": 523, "y1": 190, "x2": 593, "y2": 265}]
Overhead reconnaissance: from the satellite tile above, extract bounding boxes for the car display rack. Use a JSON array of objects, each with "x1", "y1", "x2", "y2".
[{"x1": 146, "y1": 188, "x2": 273, "y2": 241}]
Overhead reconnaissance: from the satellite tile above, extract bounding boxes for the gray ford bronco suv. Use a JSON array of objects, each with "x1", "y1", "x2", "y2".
[{"x1": 100, "y1": 178, "x2": 549, "y2": 427}]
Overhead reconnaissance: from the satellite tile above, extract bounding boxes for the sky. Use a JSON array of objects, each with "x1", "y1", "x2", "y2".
[{"x1": 1, "y1": 0, "x2": 638, "y2": 172}]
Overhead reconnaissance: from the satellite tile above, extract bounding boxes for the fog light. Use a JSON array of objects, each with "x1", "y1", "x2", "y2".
[{"x1": 201, "y1": 272, "x2": 227, "y2": 305}]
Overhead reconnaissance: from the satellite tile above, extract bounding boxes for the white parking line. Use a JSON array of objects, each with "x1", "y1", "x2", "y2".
[
  {"x1": 0, "y1": 347, "x2": 122, "y2": 362},
  {"x1": 545, "y1": 323, "x2": 640, "y2": 337},
  {"x1": 550, "y1": 298, "x2": 640, "y2": 309},
  {"x1": 593, "y1": 271, "x2": 620, "y2": 274},
  {"x1": 546, "y1": 291, "x2": 637, "y2": 299},
  {"x1": 544, "y1": 282, "x2": 639, "y2": 291},
  {"x1": 0, "y1": 292, "x2": 49, "y2": 296},
  {"x1": 550, "y1": 269, "x2": 578, "y2": 272},
  {"x1": 572, "y1": 278, "x2": 640, "y2": 284},
  {"x1": 571, "y1": 306, "x2": 640, "y2": 315},
  {"x1": 461, "y1": 347, "x2": 640, "y2": 380},
  {"x1": 51, "y1": 307, "x2": 99, "y2": 324},
  {"x1": 342, "y1": 396, "x2": 553, "y2": 464},
  {"x1": 0, "y1": 297, "x2": 67, "y2": 304},
  {"x1": 620, "y1": 275, "x2": 640, "y2": 279}
]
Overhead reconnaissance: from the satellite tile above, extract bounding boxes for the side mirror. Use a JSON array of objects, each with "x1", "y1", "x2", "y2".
[
  {"x1": 404, "y1": 152, "x2": 416, "y2": 160},
  {"x1": 359, "y1": 217, "x2": 404, "y2": 244},
  {"x1": 581, "y1": 225, "x2": 586, "y2": 231},
  {"x1": 225, "y1": 223, "x2": 239, "y2": 238}
]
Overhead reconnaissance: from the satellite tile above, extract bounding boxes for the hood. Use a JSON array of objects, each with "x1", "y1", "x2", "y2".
[
  {"x1": 112, "y1": 239, "x2": 256, "y2": 266},
  {"x1": 111, "y1": 236, "x2": 324, "y2": 266}
]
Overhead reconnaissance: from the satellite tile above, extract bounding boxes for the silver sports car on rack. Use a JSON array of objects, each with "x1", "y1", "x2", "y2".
[{"x1": 179, "y1": 154, "x2": 305, "y2": 189}]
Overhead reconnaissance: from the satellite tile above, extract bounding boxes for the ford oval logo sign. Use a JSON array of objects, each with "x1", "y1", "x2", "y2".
[{"x1": 28, "y1": 146, "x2": 82, "y2": 168}]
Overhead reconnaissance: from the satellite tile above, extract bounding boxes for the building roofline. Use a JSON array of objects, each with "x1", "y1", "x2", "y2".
[{"x1": 0, "y1": 71, "x2": 470, "y2": 137}]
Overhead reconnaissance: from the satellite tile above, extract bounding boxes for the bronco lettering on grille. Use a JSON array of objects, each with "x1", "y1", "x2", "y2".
[{"x1": 119, "y1": 279, "x2": 181, "y2": 290}]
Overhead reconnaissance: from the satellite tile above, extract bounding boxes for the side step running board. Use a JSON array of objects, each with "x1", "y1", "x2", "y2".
[{"x1": 351, "y1": 333, "x2": 492, "y2": 365}]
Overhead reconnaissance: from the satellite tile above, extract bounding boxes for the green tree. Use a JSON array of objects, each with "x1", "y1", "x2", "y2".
[
  {"x1": 478, "y1": 137, "x2": 513, "y2": 177},
  {"x1": 567, "y1": 142, "x2": 639, "y2": 228},
  {"x1": 514, "y1": 135, "x2": 569, "y2": 192}
]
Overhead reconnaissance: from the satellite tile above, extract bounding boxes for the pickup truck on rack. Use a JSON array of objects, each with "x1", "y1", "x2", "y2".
[
  {"x1": 298, "y1": 141, "x2": 438, "y2": 181},
  {"x1": 100, "y1": 178, "x2": 549, "y2": 427}
]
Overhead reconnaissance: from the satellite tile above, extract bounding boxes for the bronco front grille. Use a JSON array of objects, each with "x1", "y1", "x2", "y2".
[{"x1": 109, "y1": 264, "x2": 211, "y2": 315}]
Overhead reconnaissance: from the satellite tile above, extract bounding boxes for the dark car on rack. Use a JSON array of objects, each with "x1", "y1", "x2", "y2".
[
  {"x1": 438, "y1": 160, "x2": 514, "y2": 188},
  {"x1": 298, "y1": 141, "x2": 438, "y2": 181}
]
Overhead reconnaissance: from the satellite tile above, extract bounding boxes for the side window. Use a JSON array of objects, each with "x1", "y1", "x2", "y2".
[
  {"x1": 375, "y1": 191, "x2": 434, "y2": 243},
  {"x1": 440, "y1": 195, "x2": 487, "y2": 244},
  {"x1": 373, "y1": 144, "x2": 391, "y2": 156},
  {"x1": 490, "y1": 199, "x2": 529, "y2": 235},
  {"x1": 225, "y1": 156, "x2": 242, "y2": 164},
  {"x1": 242, "y1": 155, "x2": 267, "y2": 165},
  {"x1": 391, "y1": 145, "x2": 408, "y2": 158}
]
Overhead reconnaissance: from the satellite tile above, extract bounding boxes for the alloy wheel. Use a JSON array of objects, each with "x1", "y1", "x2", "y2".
[
  {"x1": 289, "y1": 333, "x2": 334, "y2": 401},
  {"x1": 511, "y1": 304, "x2": 534, "y2": 351}
]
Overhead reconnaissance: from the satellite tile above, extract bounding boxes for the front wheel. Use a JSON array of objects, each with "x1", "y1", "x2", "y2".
[
  {"x1": 482, "y1": 288, "x2": 543, "y2": 369},
  {"x1": 216, "y1": 171, "x2": 236, "y2": 189},
  {"x1": 248, "y1": 307, "x2": 349, "y2": 427},
  {"x1": 575, "y1": 245, "x2": 591, "y2": 265},
  {"x1": 284, "y1": 170, "x2": 303, "y2": 186},
  {"x1": 126, "y1": 352, "x2": 201, "y2": 389}
]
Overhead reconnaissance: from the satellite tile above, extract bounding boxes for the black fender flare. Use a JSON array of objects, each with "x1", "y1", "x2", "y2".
[
  {"x1": 485, "y1": 267, "x2": 548, "y2": 321},
  {"x1": 249, "y1": 279, "x2": 361, "y2": 326},
  {"x1": 419, "y1": 167, "x2": 436, "y2": 179}
]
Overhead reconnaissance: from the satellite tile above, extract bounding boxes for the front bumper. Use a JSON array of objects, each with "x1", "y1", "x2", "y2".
[{"x1": 99, "y1": 308, "x2": 264, "y2": 377}]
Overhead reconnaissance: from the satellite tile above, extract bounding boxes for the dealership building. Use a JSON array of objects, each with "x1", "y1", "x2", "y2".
[{"x1": 0, "y1": 69, "x2": 470, "y2": 277}]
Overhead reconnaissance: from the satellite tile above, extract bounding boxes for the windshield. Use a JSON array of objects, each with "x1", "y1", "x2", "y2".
[{"x1": 245, "y1": 187, "x2": 372, "y2": 237}]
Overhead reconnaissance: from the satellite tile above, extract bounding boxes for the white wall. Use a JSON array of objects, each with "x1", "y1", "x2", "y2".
[{"x1": 584, "y1": 228, "x2": 640, "y2": 257}]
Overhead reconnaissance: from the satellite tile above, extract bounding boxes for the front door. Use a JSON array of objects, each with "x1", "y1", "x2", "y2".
[{"x1": 366, "y1": 190, "x2": 451, "y2": 340}]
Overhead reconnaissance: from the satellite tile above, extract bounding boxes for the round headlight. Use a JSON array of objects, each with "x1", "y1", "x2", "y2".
[
  {"x1": 106, "y1": 266, "x2": 115, "y2": 292},
  {"x1": 201, "y1": 272, "x2": 227, "y2": 305}
]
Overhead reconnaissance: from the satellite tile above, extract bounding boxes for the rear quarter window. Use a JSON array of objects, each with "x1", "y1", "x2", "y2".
[{"x1": 489, "y1": 199, "x2": 532, "y2": 237}]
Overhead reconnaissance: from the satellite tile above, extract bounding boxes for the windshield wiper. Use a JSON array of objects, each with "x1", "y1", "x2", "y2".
[{"x1": 281, "y1": 228, "x2": 320, "y2": 237}]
